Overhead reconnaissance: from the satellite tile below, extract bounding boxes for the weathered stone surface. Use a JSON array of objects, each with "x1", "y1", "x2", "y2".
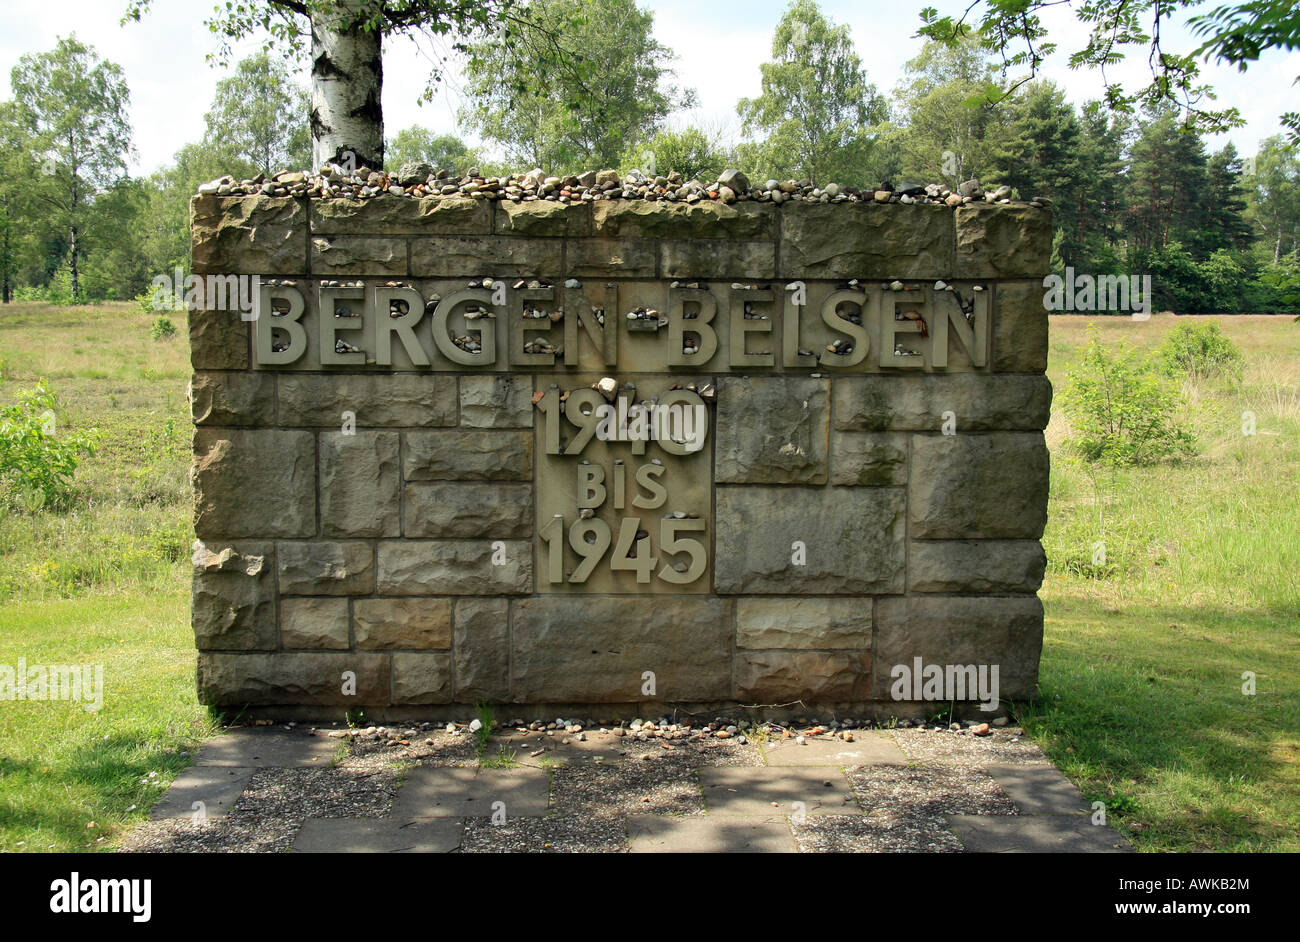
[
  {"x1": 592, "y1": 200, "x2": 774, "y2": 239},
  {"x1": 993, "y1": 281, "x2": 1050, "y2": 372},
  {"x1": 191, "y1": 195, "x2": 306, "y2": 275},
  {"x1": 311, "y1": 235, "x2": 406, "y2": 276},
  {"x1": 189, "y1": 309, "x2": 249, "y2": 370},
  {"x1": 830, "y1": 431, "x2": 908, "y2": 485},
  {"x1": 191, "y1": 372, "x2": 275, "y2": 426},
  {"x1": 661, "y1": 240, "x2": 776, "y2": 279},
  {"x1": 736, "y1": 598, "x2": 871, "y2": 649},
  {"x1": 198, "y1": 652, "x2": 390, "y2": 706},
  {"x1": 873, "y1": 595, "x2": 1044, "y2": 699},
  {"x1": 411, "y1": 236, "x2": 561, "y2": 277},
  {"x1": 511, "y1": 597, "x2": 732, "y2": 701},
  {"x1": 910, "y1": 433, "x2": 1049, "y2": 539},
  {"x1": 736, "y1": 651, "x2": 872, "y2": 701},
  {"x1": 193, "y1": 429, "x2": 316, "y2": 538},
  {"x1": 714, "y1": 486, "x2": 905, "y2": 594},
  {"x1": 460, "y1": 375, "x2": 533, "y2": 428},
  {"x1": 908, "y1": 540, "x2": 1046, "y2": 593},
  {"x1": 954, "y1": 204, "x2": 1052, "y2": 278},
  {"x1": 404, "y1": 429, "x2": 532, "y2": 481},
  {"x1": 319, "y1": 431, "x2": 400, "y2": 538},
  {"x1": 354, "y1": 598, "x2": 451, "y2": 649},
  {"x1": 496, "y1": 200, "x2": 591, "y2": 237},
  {"x1": 832, "y1": 375, "x2": 1051, "y2": 431},
  {"x1": 377, "y1": 540, "x2": 531, "y2": 595},
  {"x1": 715, "y1": 377, "x2": 829, "y2": 484},
  {"x1": 280, "y1": 597, "x2": 350, "y2": 649},
  {"x1": 453, "y1": 598, "x2": 509, "y2": 702},
  {"x1": 312, "y1": 196, "x2": 491, "y2": 235},
  {"x1": 404, "y1": 482, "x2": 532, "y2": 538},
  {"x1": 277, "y1": 541, "x2": 374, "y2": 595},
  {"x1": 563, "y1": 239, "x2": 657, "y2": 278},
  {"x1": 779, "y1": 203, "x2": 953, "y2": 279},
  {"x1": 279, "y1": 374, "x2": 457, "y2": 427},
  {"x1": 392, "y1": 652, "x2": 453, "y2": 704},
  {"x1": 192, "y1": 542, "x2": 276, "y2": 650}
]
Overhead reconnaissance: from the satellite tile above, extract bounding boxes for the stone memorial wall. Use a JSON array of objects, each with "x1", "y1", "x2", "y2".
[{"x1": 188, "y1": 186, "x2": 1052, "y2": 720}]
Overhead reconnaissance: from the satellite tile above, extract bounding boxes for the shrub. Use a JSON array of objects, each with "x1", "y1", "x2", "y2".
[
  {"x1": 1061, "y1": 328, "x2": 1197, "y2": 465},
  {"x1": 1158, "y1": 321, "x2": 1244, "y2": 381},
  {"x1": 150, "y1": 316, "x2": 177, "y2": 341},
  {"x1": 0, "y1": 382, "x2": 97, "y2": 511}
]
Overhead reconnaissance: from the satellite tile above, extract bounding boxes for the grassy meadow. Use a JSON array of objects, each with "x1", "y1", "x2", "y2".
[{"x1": 0, "y1": 302, "x2": 1296, "y2": 851}]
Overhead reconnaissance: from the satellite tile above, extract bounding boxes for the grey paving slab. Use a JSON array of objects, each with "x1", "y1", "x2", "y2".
[
  {"x1": 394, "y1": 766, "x2": 550, "y2": 819},
  {"x1": 947, "y1": 814, "x2": 1133, "y2": 853},
  {"x1": 699, "y1": 767, "x2": 859, "y2": 816},
  {"x1": 194, "y1": 728, "x2": 339, "y2": 768},
  {"x1": 984, "y1": 763, "x2": 1091, "y2": 815},
  {"x1": 292, "y1": 817, "x2": 464, "y2": 853},
  {"x1": 629, "y1": 815, "x2": 798, "y2": 853},
  {"x1": 150, "y1": 766, "x2": 255, "y2": 821},
  {"x1": 763, "y1": 732, "x2": 907, "y2": 767}
]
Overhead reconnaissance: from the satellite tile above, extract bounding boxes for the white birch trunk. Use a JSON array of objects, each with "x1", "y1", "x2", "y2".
[{"x1": 310, "y1": 1, "x2": 384, "y2": 171}]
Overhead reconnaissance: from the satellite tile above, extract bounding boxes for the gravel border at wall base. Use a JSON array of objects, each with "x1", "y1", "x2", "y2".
[{"x1": 118, "y1": 723, "x2": 1070, "y2": 853}]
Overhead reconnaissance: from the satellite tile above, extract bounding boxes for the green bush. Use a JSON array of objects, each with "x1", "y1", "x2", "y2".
[
  {"x1": 150, "y1": 316, "x2": 177, "y2": 341},
  {"x1": 0, "y1": 382, "x2": 97, "y2": 511},
  {"x1": 1158, "y1": 321, "x2": 1244, "y2": 381},
  {"x1": 1061, "y1": 328, "x2": 1197, "y2": 465}
]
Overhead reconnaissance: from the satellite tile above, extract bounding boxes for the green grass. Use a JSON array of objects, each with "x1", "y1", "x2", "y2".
[
  {"x1": 1029, "y1": 314, "x2": 1300, "y2": 852},
  {"x1": 0, "y1": 303, "x2": 1296, "y2": 852}
]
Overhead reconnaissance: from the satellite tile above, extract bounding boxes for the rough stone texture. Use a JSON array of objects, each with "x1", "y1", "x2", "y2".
[
  {"x1": 377, "y1": 541, "x2": 532, "y2": 595},
  {"x1": 191, "y1": 195, "x2": 306, "y2": 275},
  {"x1": 736, "y1": 598, "x2": 871, "y2": 649},
  {"x1": 993, "y1": 281, "x2": 1050, "y2": 372},
  {"x1": 908, "y1": 540, "x2": 1046, "y2": 594},
  {"x1": 313, "y1": 195, "x2": 491, "y2": 235},
  {"x1": 404, "y1": 482, "x2": 532, "y2": 538},
  {"x1": 954, "y1": 204, "x2": 1052, "y2": 278},
  {"x1": 714, "y1": 486, "x2": 905, "y2": 594},
  {"x1": 661, "y1": 240, "x2": 776, "y2": 279},
  {"x1": 189, "y1": 309, "x2": 249, "y2": 371},
  {"x1": 592, "y1": 200, "x2": 774, "y2": 239},
  {"x1": 278, "y1": 374, "x2": 457, "y2": 427},
  {"x1": 453, "y1": 598, "x2": 509, "y2": 703},
  {"x1": 715, "y1": 377, "x2": 829, "y2": 484},
  {"x1": 411, "y1": 236, "x2": 561, "y2": 277},
  {"x1": 460, "y1": 375, "x2": 534, "y2": 428},
  {"x1": 404, "y1": 429, "x2": 532, "y2": 481},
  {"x1": 497, "y1": 200, "x2": 591, "y2": 237},
  {"x1": 564, "y1": 239, "x2": 657, "y2": 278},
  {"x1": 736, "y1": 651, "x2": 873, "y2": 701},
  {"x1": 319, "y1": 431, "x2": 401, "y2": 538},
  {"x1": 779, "y1": 203, "x2": 953, "y2": 279},
  {"x1": 511, "y1": 597, "x2": 732, "y2": 701},
  {"x1": 192, "y1": 542, "x2": 276, "y2": 650},
  {"x1": 311, "y1": 235, "x2": 406, "y2": 276},
  {"x1": 830, "y1": 431, "x2": 908, "y2": 485},
  {"x1": 833, "y1": 375, "x2": 1051, "y2": 432},
  {"x1": 280, "y1": 597, "x2": 350, "y2": 649},
  {"x1": 191, "y1": 372, "x2": 275, "y2": 426},
  {"x1": 198, "y1": 652, "x2": 390, "y2": 706},
  {"x1": 874, "y1": 596, "x2": 1044, "y2": 699},
  {"x1": 193, "y1": 430, "x2": 316, "y2": 539},
  {"x1": 277, "y1": 541, "x2": 374, "y2": 596},
  {"x1": 354, "y1": 598, "x2": 452, "y2": 650},
  {"x1": 909, "y1": 433, "x2": 1049, "y2": 539},
  {"x1": 392, "y1": 652, "x2": 453, "y2": 704}
]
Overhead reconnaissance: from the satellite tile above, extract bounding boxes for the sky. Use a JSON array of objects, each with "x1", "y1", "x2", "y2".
[{"x1": 1, "y1": 0, "x2": 1296, "y2": 176}]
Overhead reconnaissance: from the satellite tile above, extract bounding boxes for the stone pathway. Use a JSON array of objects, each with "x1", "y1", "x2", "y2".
[{"x1": 119, "y1": 722, "x2": 1133, "y2": 853}]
